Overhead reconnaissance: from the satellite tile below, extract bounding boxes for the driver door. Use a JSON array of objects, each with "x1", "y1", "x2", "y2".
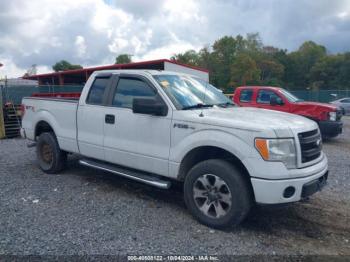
[
  {"x1": 256, "y1": 89, "x2": 289, "y2": 112},
  {"x1": 103, "y1": 74, "x2": 172, "y2": 176}
]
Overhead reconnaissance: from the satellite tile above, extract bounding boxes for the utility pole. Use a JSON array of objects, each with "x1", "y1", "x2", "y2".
[
  {"x1": 0, "y1": 63, "x2": 5, "y2": 138},
  {"x1": 0, "y1": 93, "x2": 5, "y2": 138}
]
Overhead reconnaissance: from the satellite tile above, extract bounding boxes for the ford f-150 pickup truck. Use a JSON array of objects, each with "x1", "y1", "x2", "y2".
[
  {"x1": 233, "y1": 86, "x2": 343, "y2": 138},
  {"x1": 21, "y1": 70, "x2": 328, "y2": 228}
]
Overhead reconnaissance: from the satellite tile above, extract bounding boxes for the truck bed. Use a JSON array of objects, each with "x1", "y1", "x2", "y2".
[
  {"x1": 26, "y1": 97, "x2": 79, "y2": 102},
  {"x1": 31, "y1": 92, "x2": 81, "y2": 99},
  {"x1": 21, "y1": 97, "x2": 79, "y2": 153}
]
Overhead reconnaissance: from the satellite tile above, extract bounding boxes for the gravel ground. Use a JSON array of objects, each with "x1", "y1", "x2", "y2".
[{"x1": 0, "y1": 118, "x2": 349, "y2": 256}]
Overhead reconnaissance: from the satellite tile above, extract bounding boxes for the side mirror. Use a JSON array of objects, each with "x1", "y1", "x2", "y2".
[
  {"x1": 132, "y1": 98, "x2": 167, "y2": 116},
  {"x1": 270, "y1": 96, "x2": 284, "y2": 106}
]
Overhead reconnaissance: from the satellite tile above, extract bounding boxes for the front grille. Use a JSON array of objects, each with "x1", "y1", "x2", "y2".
[{"x1": 298, "y1": 129, "x2": 322, "y2": 163}]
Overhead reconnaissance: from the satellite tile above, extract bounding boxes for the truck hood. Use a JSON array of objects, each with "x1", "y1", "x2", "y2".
[
  {"x1": 295, "y1": 101, "x2": 337, "y2": 111},
  {"x1": 181, "y1": 107, "x2": 318, "y2": 137}
]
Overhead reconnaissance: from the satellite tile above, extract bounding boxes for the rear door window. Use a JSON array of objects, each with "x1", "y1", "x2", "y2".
[{"x1": 239, "y1": 89, "x2": 253, "y2": 103}]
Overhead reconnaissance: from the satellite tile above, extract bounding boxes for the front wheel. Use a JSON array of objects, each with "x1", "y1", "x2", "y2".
[
  {"x1": 36, "y1": 132, "x2": 67, "y2": 174},
  {"x1": 184, "y1": 159, "x2": 252, "y2": 229}
]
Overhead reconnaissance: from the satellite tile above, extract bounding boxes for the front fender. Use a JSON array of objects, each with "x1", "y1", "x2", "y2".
[{"x1": 170, "y1": 128, "x2": 255, "y2": 164}]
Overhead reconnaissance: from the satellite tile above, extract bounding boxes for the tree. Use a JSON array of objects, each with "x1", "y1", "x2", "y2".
[
  {"x1": 258, "y1": 59, "x2": 284, "y2": 85},
  {"x1": 231, "y1": 53, "x2": 260, "y2": 86},
  {"x1": 337, "y1": 52, "x2": 350, "y2": 89},
  {"x1": 242, "y1": 36, "x2": 284, "y2": 86},
  {"x1": 52, "y1": 60, "x2": 83, "y2": 72},
  {"x1": 197, "y1": 47, "x2": 211, "y2": 68},
  {"x1": 115, "y1": 54, "x2": 132, "y2": 64},
  {"x1": 170, "y1": 34, "x2": 350, "y2": 92},
  {"x1": 286, "y1": 41, "x2": 327, "y2": 89},
  {"x1": 211, "y1": 36, "x2": 240, "y2": 89},
  {"x1": 245, "y1": 33, "x2": 263, "y2": 52},
  {"x1": 171, "y1": 50, "x2": 200, "y2": 66},
  {"x1": 310, "y1": 53, "x2": 350, "y2": 89},
  {"x1": 23, "y1": 64, "x2": 37, "y2": 77}
]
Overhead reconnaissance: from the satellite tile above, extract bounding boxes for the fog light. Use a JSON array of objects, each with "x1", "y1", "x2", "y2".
[{"x1": 283, "y1": 186, "x2": 295, "y2": 198}]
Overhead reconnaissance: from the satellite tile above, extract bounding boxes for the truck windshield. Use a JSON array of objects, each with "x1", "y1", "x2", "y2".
[
  {"x1": 279, "y1": 89, "x2": 304, "y2": 102},
  {"x1": 153, "y1": 74, "x2": 234, "y2": 110}
]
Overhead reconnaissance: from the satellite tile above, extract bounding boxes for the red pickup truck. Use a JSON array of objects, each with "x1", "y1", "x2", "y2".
[{"x1": 233, "y1": 86, "x2": 343, "y2": 138}]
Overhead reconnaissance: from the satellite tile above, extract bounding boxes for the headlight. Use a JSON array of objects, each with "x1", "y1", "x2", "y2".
[
  {"x1": 255, "y1": 138, "x2": 297, "y2": 169},
  {"x1": 329, "y1": 111, "x2": 336, "y2": 121}
]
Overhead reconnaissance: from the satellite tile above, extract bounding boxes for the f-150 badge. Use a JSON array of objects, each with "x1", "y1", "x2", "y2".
[{"x1": 173, "y1": 123, "x2": 195, "y2": 130}]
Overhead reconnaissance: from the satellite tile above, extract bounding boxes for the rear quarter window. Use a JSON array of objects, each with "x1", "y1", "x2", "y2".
[
  {"x1": 86, "y1": 77, "x2": 110, "y2": 105},
  {"x1": 239, "y1": 89, "x2": 253, "y2": 103}
]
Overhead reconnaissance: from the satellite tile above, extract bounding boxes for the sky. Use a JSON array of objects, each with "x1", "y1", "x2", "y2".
[{"x1": 0, "y1": 0, "x2": 349, "y2": 77}]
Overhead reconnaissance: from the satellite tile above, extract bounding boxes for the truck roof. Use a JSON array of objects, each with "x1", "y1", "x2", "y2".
[
  {"x1": 236, "y1": 86, "x2": 282, "y2": 91},
  {"x1": 93, "y1": 69, "x2": 198, "y2": 78}
]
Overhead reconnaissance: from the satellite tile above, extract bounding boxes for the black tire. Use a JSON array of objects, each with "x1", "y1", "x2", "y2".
[
  {"x1": 184, "y1": 159, "x2": 252, "y2": 229},
  {"x1": 36, "y1": 132, "x2": 67, "y2": 174},
  {"x1": 341, "y1": 107, "x2": 346, "y2": 116}
]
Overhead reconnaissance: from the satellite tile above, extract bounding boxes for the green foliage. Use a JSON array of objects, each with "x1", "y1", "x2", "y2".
[
  {"x1": 171, "y1": 50, "x2": 200, "y2": 66},
  {"x1": 171, "y1": 34, "x2": 349, "y2": 92},
  {"x1": 115, "y1": 54, "x2": 132, "y2": 64},
  {"x1": 285, "y1": 41, "x2": 327, "y2": 89},
  {"x1": 231, "y1": 53, "x2": 260, "y2": 86},
  {"x1": 52, "y1": 60, "x2": 83, "y2": 72},
  {"x1": 310, "y1": 53, "x2": 350, "y2": 90}
]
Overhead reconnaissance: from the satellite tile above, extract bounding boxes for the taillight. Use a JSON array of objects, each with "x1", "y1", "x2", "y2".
[{"x1": 20, "y1": 104, "x2": 26, "y2": 117}]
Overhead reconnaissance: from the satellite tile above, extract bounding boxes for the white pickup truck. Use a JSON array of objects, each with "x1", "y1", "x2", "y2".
[{"x1": 21, "y1": 70, "x2": 328, "y2": 228}]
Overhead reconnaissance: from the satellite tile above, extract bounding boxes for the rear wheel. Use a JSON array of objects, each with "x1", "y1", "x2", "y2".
[
  {"x1": 184, "y1": 159, "x2": 252, "y2": 228},
  {"x1": 36, "y1": 132, "x2": 67, "y2": 174}
]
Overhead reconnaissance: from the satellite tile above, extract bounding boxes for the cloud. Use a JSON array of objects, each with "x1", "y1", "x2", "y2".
[
  {"x1": 75, "y1": 36, "x2": 87, "y2": 58},
  {"x1": 137, "y1": 42, "x2": 200, "y2": 61},
  {"x1": 0, "y1": 58, "x2": 26, "y2": 77},
  {"x1": 107, "y1": 0, "x2": 164, "y2": 19},
  {"x1": 0, "y1": 0, "x2": 349, "y2": 77}
]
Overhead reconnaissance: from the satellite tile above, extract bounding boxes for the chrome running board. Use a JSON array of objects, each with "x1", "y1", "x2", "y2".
[{"x1": 79, "y1": 159, "x2": 171, "y2": 189}]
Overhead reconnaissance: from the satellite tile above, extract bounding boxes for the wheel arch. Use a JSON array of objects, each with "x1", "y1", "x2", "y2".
[
  {"x1": 177, "y1": 145, "x2": 255, "y2": 200},
  {"x1": 34, "y1": 120, "x2": 56, "y2": 140}
]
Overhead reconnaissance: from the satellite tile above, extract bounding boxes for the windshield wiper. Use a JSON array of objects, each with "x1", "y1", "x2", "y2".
[
  {"x1": 182, "y1": 103, "x2": 214, "y2": 110},
  {"x1": 216, "y1": 102, "x2": 235, "y2": 108}
]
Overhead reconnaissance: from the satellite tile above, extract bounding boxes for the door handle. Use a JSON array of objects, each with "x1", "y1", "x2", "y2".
[{"x1": 105, "y1": 114, "x2": 115, "y2": 124}]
